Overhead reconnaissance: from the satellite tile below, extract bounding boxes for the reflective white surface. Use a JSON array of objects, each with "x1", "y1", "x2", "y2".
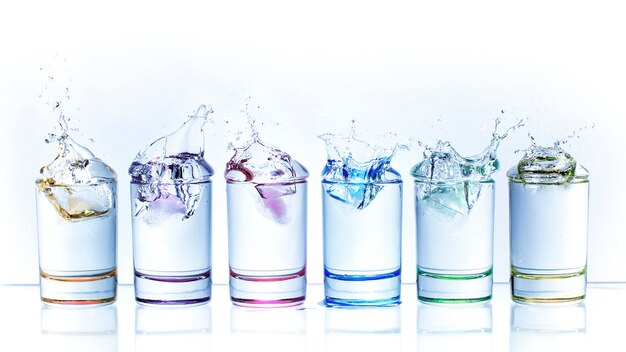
[{"x1": 0, "y1": 283, "x2": 624, "y2": 351}]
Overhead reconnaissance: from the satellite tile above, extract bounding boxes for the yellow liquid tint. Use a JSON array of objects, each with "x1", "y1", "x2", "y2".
[{"x1": 36, "y1": 178, "x2": 111, "y2": 220}]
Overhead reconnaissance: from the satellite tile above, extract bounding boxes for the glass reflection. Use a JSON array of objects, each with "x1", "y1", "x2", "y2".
[
  {"x1": 230, "y1": 306, "x2": 306, "y2": 352},
  {"x1": 417, "y1": 303, "x2": 492, "y2": 352},
  {"x1": 510, "y1": 303, "x2": 586, "y2": 352},
  {"x1": 135, "y1": 304, "x2": 212, "y2": 352},
  {"x1": 325, "y1": 306, "x2": 401, "y2": 352},
  {"x1": 40, "y1": 305, "x2": 118, "y2": 352}
]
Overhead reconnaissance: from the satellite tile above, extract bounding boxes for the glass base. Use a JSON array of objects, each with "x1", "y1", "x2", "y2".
[
  {"x1": 40, "y1": 268, "x2": 117, "y2": 306},
  {"x1": 134, "y1": 269, "x2": 211, "y2": 306},
  {"x1": 324, "y1": 268, "x2": 401, "y2": 307},
  {"x1": 230, "y1": 267, "x2": 306, "y2": 308},
  {"x1": 417, "y1": 268, "x2": 492, "y2": 304},
  {"x1": 511, "y1": 267, "x2": 586, "y2": 304}
]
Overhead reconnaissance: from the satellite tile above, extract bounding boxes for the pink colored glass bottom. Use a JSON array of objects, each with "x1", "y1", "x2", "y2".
[{"x1": 230, "y1": 267, "x2": 306, "y2": 307}]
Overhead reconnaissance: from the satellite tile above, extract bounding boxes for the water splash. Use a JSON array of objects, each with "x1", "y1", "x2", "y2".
[
  {"x1": 509, "y1": 134, "x2": 588, "y2": 185},
  {"x1": 225, "y1": 137, "x2": 307, "y2": 184},
  {"x1": 38, "y1": 60, "x2": 80, "y2": 135},
  {"x1": 37, "y1": 113, "x2": 116, "y2": 220},
  {"x1": 319, "y1": 120, "x2": 406, "y2": 210},
  {"x1": 129, "y1": 105, "x2": 214, "y2": 222},
  {"x1": 225, "y1": 102, "x2": 308, "y2": 224},
  {"x1": 411, "y1": 119, "x2": 524, "y2": 214},
  {"x1": 36, "y1": 62, "x2": 116, "y2": 221}
]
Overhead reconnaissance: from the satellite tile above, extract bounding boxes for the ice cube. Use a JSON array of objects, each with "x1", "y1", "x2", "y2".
[
  {"x1": 464, "y1": 182, "x2": 482, "y2": 210},
  {"x1": 225, "y1": 138, "x2": 307, "y2": 184},
  {"x1": 255, "y1": 183, "x2": 296, "y2": 199},
  {"x1": 225, "y1": 136, "x2": 307, "y2": 224},
  {"x1": 258, "y1": 197, "x2": 291, "y2": 225},
  {"x1": 319, "y1": 124, "x2": 403, "y2": 210},
  {"x1": 135, "y1": 183, "x2": 203, "y2": 223},
  {"x1": 137, "y1": 192, "x2": 187, "y2": 225},
  {"x1": 420, "y1": 182, "x2": 482, "y2": 216},
  {"x1": 129, "y1": 106, "x2": 214, "y2": 220},
  {"x1": 325, "y1": 183, "x2": 383, "y2": 210},
  {"x1": 411, "y1": 120, "x2": 522, "y2": 214},
  {"x1": 41, "y1": 182, "x2": 113, "y2": 220}
]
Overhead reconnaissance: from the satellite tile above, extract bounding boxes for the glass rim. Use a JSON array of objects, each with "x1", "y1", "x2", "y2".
[
  {"x1": 226, "y1": 179, "x2": 308, "y2": 185},
  {"x1": 321, "y1": 178, "x2": 402, "y2": 185},
  {"x1": 36, "y1": 177, "x2": 117, "y2": 187},
  {"x1": 412, "y1": 177, "x2": 494, "y2": 185},
  {"x1": 508, "y1": 174, "x2": 589, "y2": 185},
  {"x1": 131, "y1": 178, "x2": 213, "y2": 186}
]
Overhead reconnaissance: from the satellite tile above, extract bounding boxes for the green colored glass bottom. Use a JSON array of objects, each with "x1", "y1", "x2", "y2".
[
  {"x1": 417, "y1": 267, "x2": 493, "y2": 304},
  {"x1": 418, "y1": 296, "x2": 492, "y2": 304}
]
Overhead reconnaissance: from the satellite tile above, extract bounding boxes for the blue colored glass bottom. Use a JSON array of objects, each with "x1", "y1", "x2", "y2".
[
  {"x1": 324, "y1": 296, "x2": 401, "y2": 307},
  {"x1": 324, "y1": 268, "x2": 401, "y2": 307}
]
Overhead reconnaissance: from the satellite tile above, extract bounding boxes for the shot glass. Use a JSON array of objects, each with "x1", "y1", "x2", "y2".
[
  {"x1": 415, "y1": 179, "x2": 494, "y2": 304},
  {"x1": 227, "y1": 180, "x2": 308, "y2": 307},
  {"x1": 323, "y1": 178, "x2": 402, "y2": 306},
  {"x1": 508, "y1": 167, "x2": 589, "y2": 304},
  {"x1": 36, "y1": 180, "x2": 118, "y2": 306},
  {"x1": 131, "y1": 180, "x2": 212, "y2": 306}
]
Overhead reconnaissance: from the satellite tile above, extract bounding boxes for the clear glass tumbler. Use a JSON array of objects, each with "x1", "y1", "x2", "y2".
[
  {"x1": 414, "y1": 179, "x2": 494, "y2": 304},
  {"x1": 227, "y1": 180, "x2": 308, "y2": 307},
  {"x1": 508, "y1": 168, "x2": 589, "y2": 304},
  {"x1": 36, "y1": 180, "x2": 117, "y2": 306},
  {"x1": 131, "y1": 180, "x2": 212, "y2": 306},
  {"x1": 323, "y1": 176, "x2": 402, "y2": 307}
]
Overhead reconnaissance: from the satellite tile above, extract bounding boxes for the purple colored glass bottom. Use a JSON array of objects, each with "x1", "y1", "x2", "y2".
[
  {"x1": 229, "y1": 267, "x2": 306, "y2": 307},
  {"x1": 134, "y1": 269, "x2": 212, "y2": 306},
  {"x1": 136, "y1": 297, "x2": 211, "y2": 306},
  {"x1": 135, "y1": 269, "x2": 211, "y2": 282}
]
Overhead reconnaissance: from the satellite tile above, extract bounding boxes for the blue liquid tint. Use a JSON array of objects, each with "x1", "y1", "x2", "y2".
[{"x1": 320, "y1": 124, "x2": 404, "y2": 306}]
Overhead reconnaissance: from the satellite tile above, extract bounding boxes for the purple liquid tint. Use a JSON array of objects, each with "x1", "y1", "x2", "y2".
[
  {"x1": 225, "y1": 133, "x2": 308, "y2": 307},
  {"x1": 129, "y1": 106, "x2": 214, "y2": 306},
  {"x1": 136, "y1": 297, "x2": 211, "y2": 306},
  {"x1": 135, "y1": 269, "x2": 211, "y2": 283}
]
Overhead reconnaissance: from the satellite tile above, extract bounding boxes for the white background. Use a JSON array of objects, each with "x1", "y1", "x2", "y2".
[{"x1": 1, "y1": 0, "x2": 625, "y2": 286}]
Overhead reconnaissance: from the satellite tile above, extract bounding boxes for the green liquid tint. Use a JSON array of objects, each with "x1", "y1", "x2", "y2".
[{"x1": 414, "y1": 119, "x2": 523, "y2": 305}]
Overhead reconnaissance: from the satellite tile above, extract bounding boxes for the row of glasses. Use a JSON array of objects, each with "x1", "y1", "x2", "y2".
[{"x1": 35, "y1": 154, "x2": 590, "y2": 307}]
